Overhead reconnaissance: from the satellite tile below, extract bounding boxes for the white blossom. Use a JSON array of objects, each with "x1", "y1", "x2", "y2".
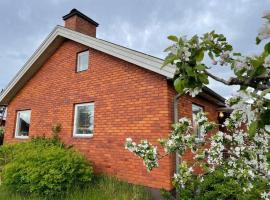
[
  {"x1": 262, "y1": 191, "x2": 270, "y2": 200},
  {"x1": 258, "y1": 23, "x2": 270, "y2": 41},
  {"x1": 265, "y1": 125, "x2": 270, "y2": 132}
]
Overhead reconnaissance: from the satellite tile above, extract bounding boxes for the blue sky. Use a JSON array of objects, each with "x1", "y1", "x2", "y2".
[{"x1": 0, "y1": 0, "x2": 269, "y2": 98}]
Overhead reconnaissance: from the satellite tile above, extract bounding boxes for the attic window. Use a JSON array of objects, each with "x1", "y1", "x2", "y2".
[{"x1": 77, "y1": 51, "x2": 89, "y2": 72}]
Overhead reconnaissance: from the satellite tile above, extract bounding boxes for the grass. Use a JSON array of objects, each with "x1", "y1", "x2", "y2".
[{"x1": 0, "y1": 176, "x2": 151, "y2": 200}]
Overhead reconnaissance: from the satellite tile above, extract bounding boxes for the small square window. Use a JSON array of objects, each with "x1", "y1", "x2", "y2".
[
  {"x1": 15, "y1": 110, "x2": 31, "y2": 139},
  {"x1": 192, "y1": 104, "x2": 203, "y2": 138},
  {"x1": 77, "y1": 51, "x2": 89, "y2": 72},
  {"x1": 73, "y1": 103, "x2": 94, "y2": 137}
]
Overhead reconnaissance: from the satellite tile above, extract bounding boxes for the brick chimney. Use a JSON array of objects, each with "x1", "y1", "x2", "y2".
[{"x1": 62, "y1": 9, "x2": 99, "y2": 37}]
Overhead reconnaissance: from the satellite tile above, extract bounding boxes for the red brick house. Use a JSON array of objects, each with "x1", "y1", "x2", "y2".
[{"x1": 0, "y1": 9, "x2": 226, "y2": 191}]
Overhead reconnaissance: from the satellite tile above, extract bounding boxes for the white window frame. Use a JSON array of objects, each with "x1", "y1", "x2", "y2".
[
  {"x1": 73, "y1": 102, "x2": 94, "y2": 138},
  {"x1": 77, "y1": 50, "x2": 89, "y2": 72},
  {"x1": 15, "y1": 110, "x2": 31, "y2": 139},
  {"x1": 192, "y1": 104, "x2": 204, "y2": 139}
]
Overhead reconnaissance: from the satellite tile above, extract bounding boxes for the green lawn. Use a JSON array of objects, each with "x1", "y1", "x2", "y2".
[{"x1": 0, "y1": 176, "x2": 151, "y2": 200}]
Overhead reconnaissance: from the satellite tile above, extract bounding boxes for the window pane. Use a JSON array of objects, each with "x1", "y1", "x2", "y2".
[
  {"x1": 77, "y1": 51, "x2": 89, "y2": 72},
  {"x1": 16, "y1": 111, "x2": 31, "y2": 137},
  {"x1": 75, "y1": 103, "x2": 94, "y2": 135},
  {"x1": 192, "y1": 104, "x2": 203, "y2": 138}
]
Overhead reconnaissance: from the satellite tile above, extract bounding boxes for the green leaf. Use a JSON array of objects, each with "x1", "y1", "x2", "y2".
[
  {"x1": 162, "y1": 54, "x2": 177, "y2": 68},
  {"x1": 198, "y1": 74, "x2": 209, "y2": 84},
  {"x1": 233, "y1": 52, "x2": 241, "y2": 56},
  {"x1": 174, "y1": 78, "x2": 185, "y2": 93},
  {"x1": 248, "y1": 121, "x2": 257, "y2": 138},
  {"x1": 261, "y1": 110, "x2": 270, "y2": 125},
  {"x1": 264, "y1": 42, "x2": 270, "y2": 54},
  {"x1": 167, "y1": 35, "x2": 178, "y2": 42},
  {"x1": 208, "y1": 52, "x2": 214, "y2": 60},
  {"x1": 195, "y1": 64, "x2": 206, "y2": 71},
  {"x1": 196, "y1": 50, "x2": 204, "y2": 62},
  {"x1": 186, "y1": 66, "x2": 195, "y2": 76},
  {"x1": 164, "y1": 46, "x2": 172, "y2": 52},
  {"x1": 253, "y1": 65, "x2": 266, "y2": 76},
  {"x1": 250, "y1": 58, "x2": 262, "y2": 68},
  {"x1": 256, "y1": 37, "x2": 261, "y2": 45}
]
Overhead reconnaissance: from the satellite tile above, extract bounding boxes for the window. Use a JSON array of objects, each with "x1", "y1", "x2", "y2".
[
  {"x1": 192, "y1": 104, "x2": 203, "y2": 138},
  {"x1": 73, "y1": 103, "x2": 94, "y2": 137},
  {"x1": 15, "y1": 110, "x2": 31, "y2": 139},
  {"x1": 77, "y1": 51, "x2": 89, "y2": 72}
]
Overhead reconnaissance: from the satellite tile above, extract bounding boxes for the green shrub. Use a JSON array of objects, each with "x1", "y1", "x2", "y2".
[
  {"x1": 0, "y1": 137, "x2": 93, "y2": 199},
  {"x1": 162, "y1": 168, "x2": 269, "y2": 200}
]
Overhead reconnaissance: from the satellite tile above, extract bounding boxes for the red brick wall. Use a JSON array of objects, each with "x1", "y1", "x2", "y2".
[
  {"x1": 4, "y1": 40, "x2": 174, "y2": 190},
  {"x1": 4, "y1": 39, "x2": 219, "y2": 190}
]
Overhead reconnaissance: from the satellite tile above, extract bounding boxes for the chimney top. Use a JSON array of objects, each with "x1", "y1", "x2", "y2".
[{"x1": 62, "y1": 9, "x2": 99, "y2": 27}]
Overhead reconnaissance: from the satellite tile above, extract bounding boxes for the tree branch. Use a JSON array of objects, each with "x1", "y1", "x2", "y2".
[
  {"x1": 204, "y1": 70, "x2": 270, "y2": 90},
  {"x1": 204, "y1": 70, "x2": 230, "y2": 85}
]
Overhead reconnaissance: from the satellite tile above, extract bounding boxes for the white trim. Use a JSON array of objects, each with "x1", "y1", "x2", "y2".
[
  {"x1": 15, "y1": 110, "x2": 31, "y2": 139},
  {"x1": 77, "y1": 50, "x2": 89, "y2": 72},
  {"x1": 0, "y1": 26, "x2": 175, "y2": 105},
  {"x1": 73, "y1": 102, "x2": 94, "y2": 138},
  {"x1": 192, "y1": 104, "x2": 203, "y2": 138}
]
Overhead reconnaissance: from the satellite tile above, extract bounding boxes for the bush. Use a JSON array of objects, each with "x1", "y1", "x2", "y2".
[
  {"x1": 0, "y1": 137, "x2": 93, "y2": 199},
  {"x1": 162, "y1": 168, "x2": 269, "y2": 200}
]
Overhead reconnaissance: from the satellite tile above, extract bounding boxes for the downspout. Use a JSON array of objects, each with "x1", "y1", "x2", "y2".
[{"x1": 173, "y1": 93, "x2": 181, "y2": 173}]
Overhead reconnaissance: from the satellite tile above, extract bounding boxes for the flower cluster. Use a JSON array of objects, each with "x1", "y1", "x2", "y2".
[
  {"x1": 125, "y1": 138, "x2": 158, "y2": 171},
  {"x1": 258, "y1": 13, "x2": 270, "y2": 42},
  {"x1": 173, "y1": 161, "x2": 194, "y2": 189},
  {"x1": 159, "y1": 117, "x2": 193, "y2": 154}
]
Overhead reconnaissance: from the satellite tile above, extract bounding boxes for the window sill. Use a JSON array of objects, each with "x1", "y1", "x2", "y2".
[
  {"x1": 195, "y1": 137, "x2": 205, "y2": 144},
  {"x1": 73, "y1": 134, "x2": 93, "y2": 139},
  {"x1": 15, "y1": 136, "x2": 29, "y2": 139},
  {"x1": 76, "y1": 69, "x2": 88, "y2": 73}
]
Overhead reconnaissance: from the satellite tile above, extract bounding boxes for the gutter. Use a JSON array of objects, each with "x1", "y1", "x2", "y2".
[{"x1": 173, "y1": 93, "x2": 181, "y2": 173}]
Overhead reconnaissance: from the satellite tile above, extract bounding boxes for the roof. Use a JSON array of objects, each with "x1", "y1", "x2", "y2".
[
  {"x1": 63, "y1": 9, "x2": 99, "y2": 27},
  {"x1": 0, "y1": 25, "x2": 225, "y2": 106},
  {"x1": 199, "y1": 87, "x2": 226, "y2": 107}
]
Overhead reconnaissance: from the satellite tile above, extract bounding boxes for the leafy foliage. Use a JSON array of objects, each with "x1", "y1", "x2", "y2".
[
  {"x1": 0, "y1": 137, "x2": 93, "y2": 199},
  {"x1": 163, "y1": 168, "x2": 269, "y2": 200},
  {"x1": 126, "y1": 12, "x2": 270, "y2": 200}
]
